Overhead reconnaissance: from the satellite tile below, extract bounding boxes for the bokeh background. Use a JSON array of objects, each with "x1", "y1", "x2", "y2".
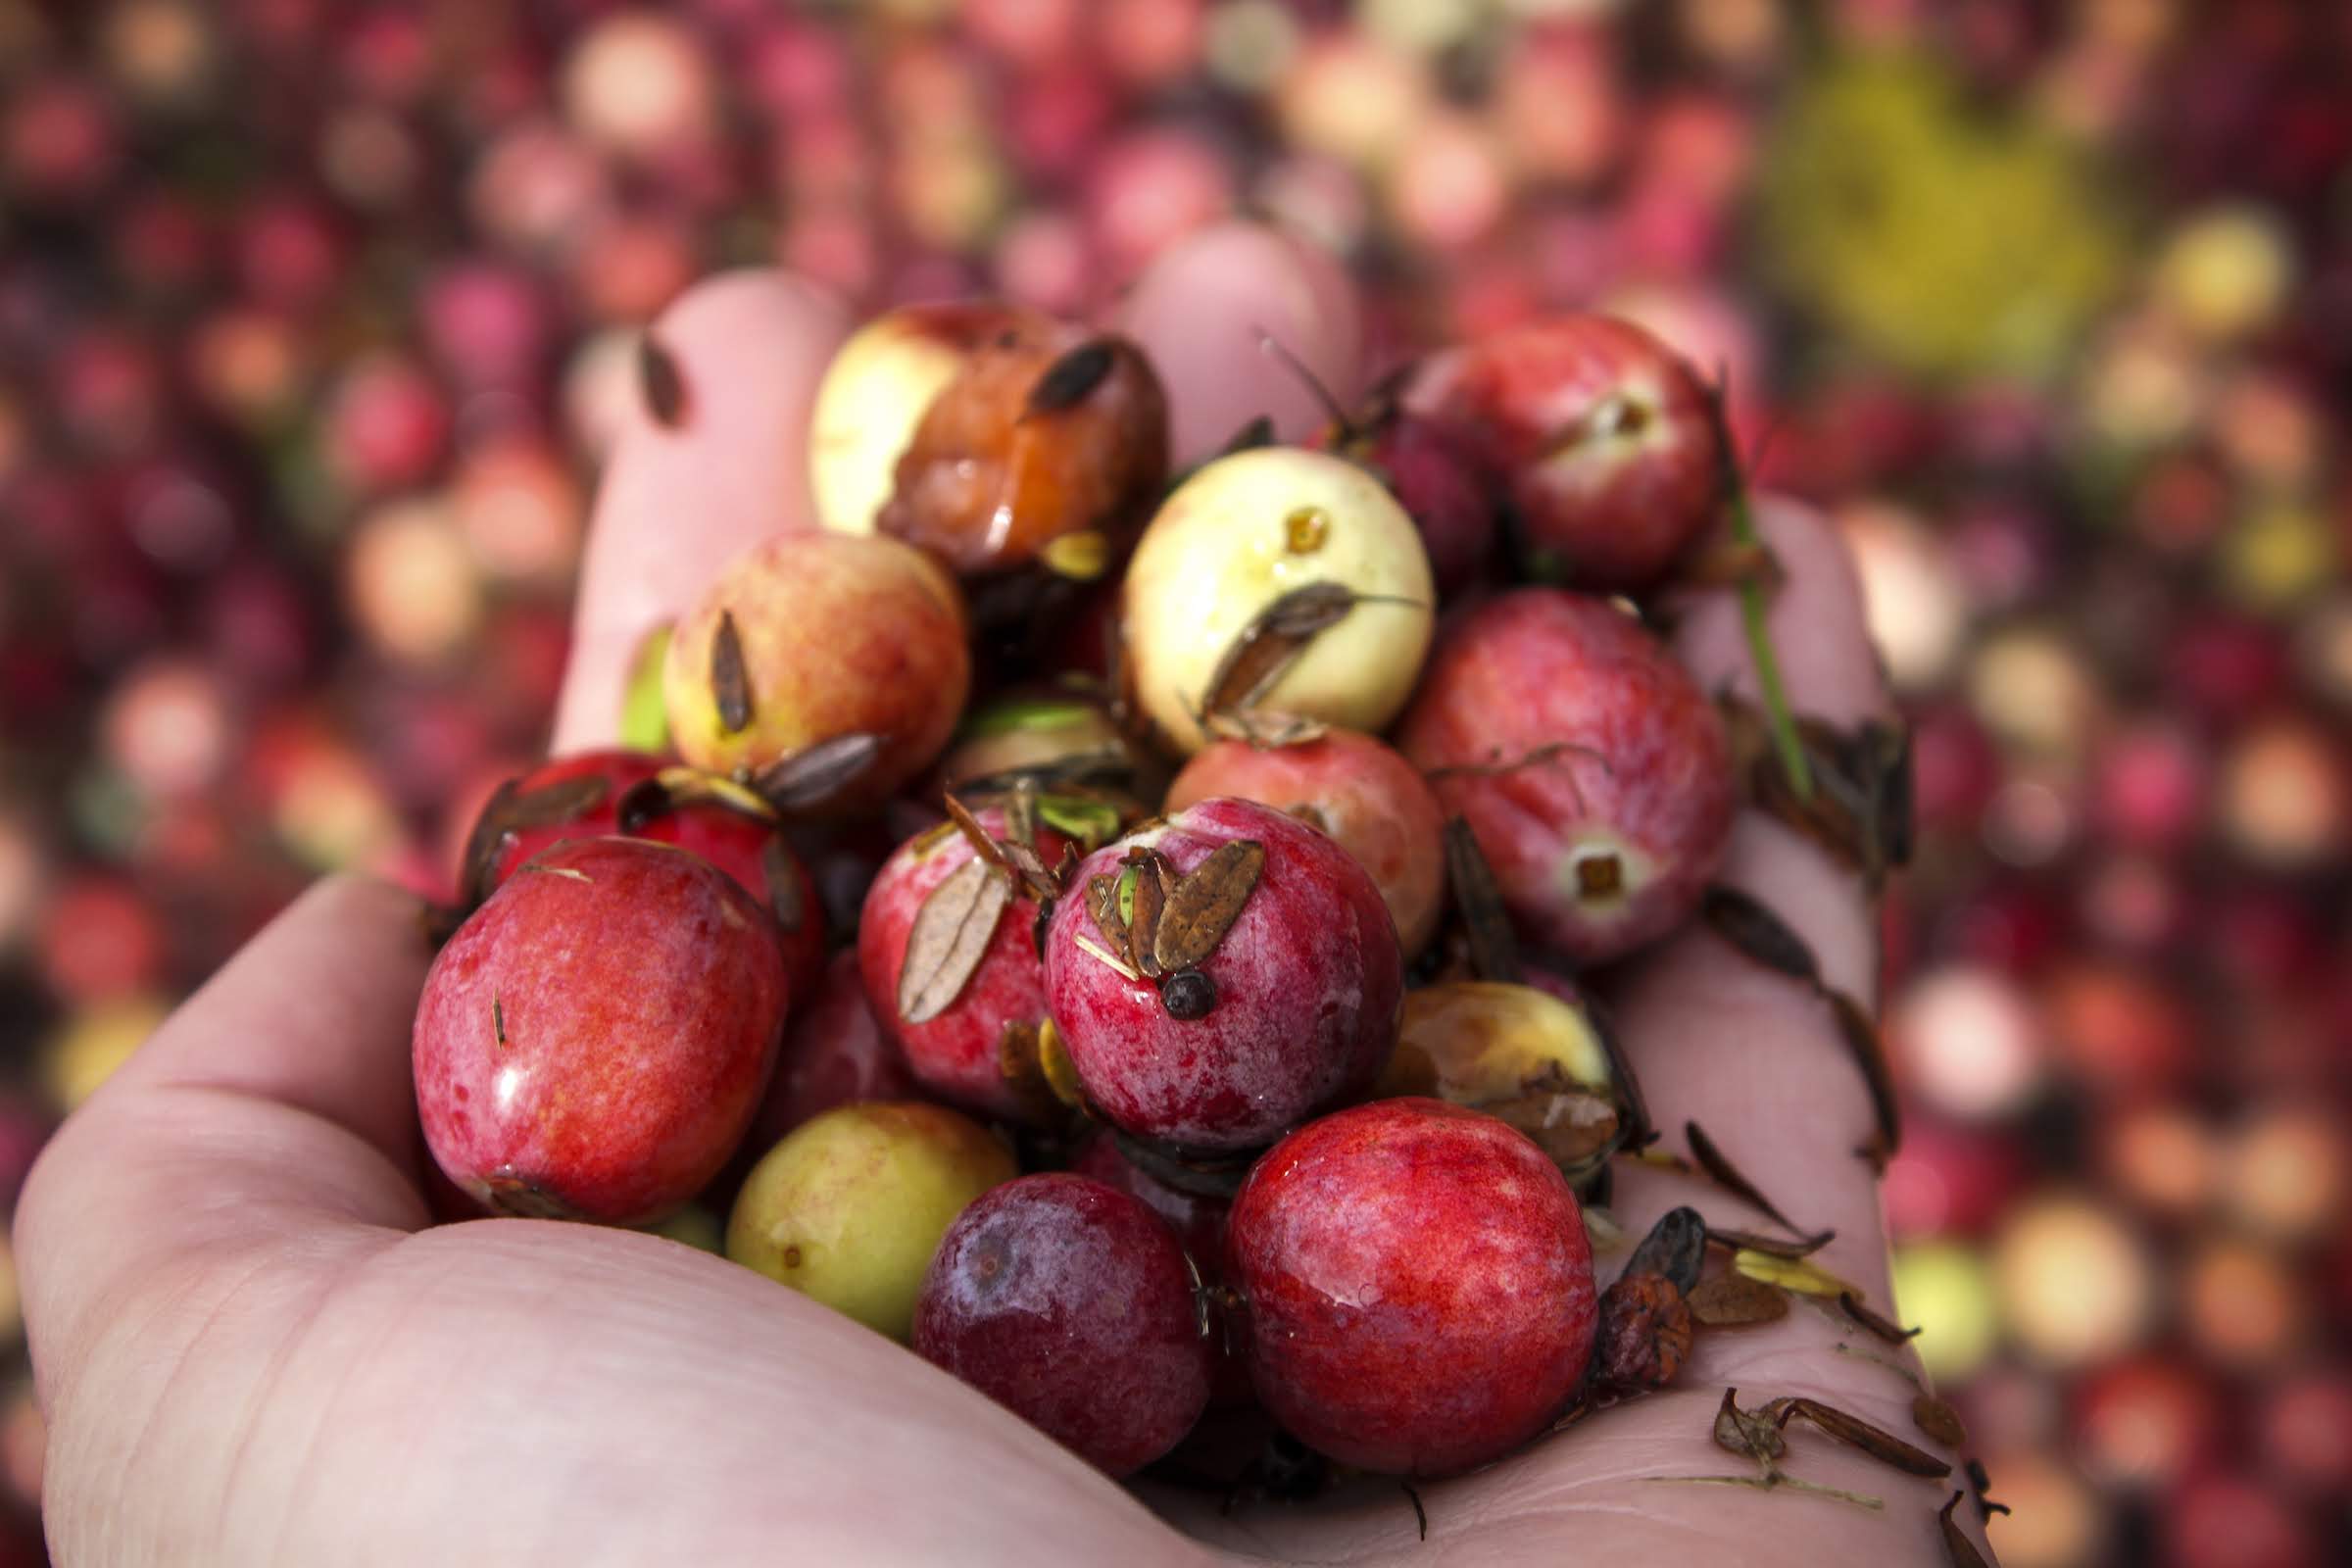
[{"x1": 0, "y1": 1, "x2": 2347, "y2": 1563}]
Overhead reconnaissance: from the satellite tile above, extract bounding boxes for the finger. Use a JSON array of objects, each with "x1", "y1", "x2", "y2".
[
  {"x1": 1113, "y1": 220, "x2": 1364, "y2": 467},
  {"x1": 551, "y1": 270, "x2": 849, "y2": 754},
  {"x1": 17, "y1": 876, "x2": 430, "y2": 1398}
]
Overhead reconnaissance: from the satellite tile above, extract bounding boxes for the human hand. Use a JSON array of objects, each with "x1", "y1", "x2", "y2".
[{"x1": 18, "y1": 223, "x2": 1994, "y2": 1566}]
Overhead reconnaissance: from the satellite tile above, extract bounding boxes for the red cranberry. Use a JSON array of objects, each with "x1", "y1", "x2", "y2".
[
  {"x1": 1164, "y1": 727, "x2": 1447, "y2": 955},
  {"x1": 747, "y1": 949, "x2": 916, "y2": 1152},
  {"x1": 858, "y1": 804, "x2": 1074, "y2": 1125},
  {"x1": 1228, "y1": 1098, "x2": 1597, "y2": 1476},
  {"x1": 913, "y1": 1172, "x2": 1213, "y2": 1477},
  {"x1": 414, "y1": 838, "x2": 789, "y2": 1225},
  {"x1": 469, "y1": 751, "x2": 825, "y2": 1000},
  {"x1": 1043, "y1": 798, "x2": 1402, "y2": 1152},
  {"x1": 1409, "y1": 313, "x2": 1723, "y2": 591},
  {"x1": 1398, "y1": 589, "x2": 1735, "y2": 964},
  {"x1": 1313, "y1": 405, "x2": 1495, "y2": 597}
]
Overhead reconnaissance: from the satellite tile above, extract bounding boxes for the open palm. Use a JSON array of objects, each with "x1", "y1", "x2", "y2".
[{"x1": 19, "y1": 225, "x2": 1992, "y2": 1566}]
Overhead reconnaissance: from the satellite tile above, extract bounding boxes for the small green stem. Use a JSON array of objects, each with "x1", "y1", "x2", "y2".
[{"x1": 1726, "y1": 484, "x2": 1814, "y2": 801}]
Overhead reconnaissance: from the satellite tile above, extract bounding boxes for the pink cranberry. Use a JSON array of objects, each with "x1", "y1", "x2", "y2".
[
  {"x1": 858, "y1": 804, "x2": 1074, "y2": 1125},
  {"x1": 1314, "y1": 406, "x2": 1495, "y2": 597},
  {"x1": 470, "y1": 751, "x2": 825, "y2": 1000},
  {"x1": 1409, "y1": 313, "x2": 1723, "y2": 591},
  {"x1": 1228, "y1": 1098, "x2": 1597, "y2": 1476},
  {"x1": 1043, "y1": 798, "x2": 1402, "y2": 1152},
  {"x1": 913, "y1": 1172, "x2": 1213, "y2": 1477},
  {"x1": 1164, "y1": 728, "x2": 1446, "y2": 956},
  {"x1": 414, "y1": 837, "x2": 788, "y2": 1224},
  {"x1": 1397, "y1": 590, "x2": 1734, "y2": 964},
  {"x1": 749, "y1": 948, "x2": 917, "y2": 1152}
]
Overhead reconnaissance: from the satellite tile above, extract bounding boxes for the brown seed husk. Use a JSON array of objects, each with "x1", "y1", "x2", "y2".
[
  {"x1": 1443, "y1": 816, "x2": 1521, "y2": 984},
  {"x1": 1200, "y1": 580, "x2": 1370, "y2": 717},
  {"x1": 753, "y1": 732, "x2": 884, "y2": 811},
  {"x1": 1939, "y1": 1492, "x2": 1992, "y2": 1568},
  {"x1": 1595, "y1": 1273, "x2": 1693, "y2": 1392},
  {"x1": 639, "y1": 335, "x2": 688, "y2": 427},
  {"x1": 710, "y1": 612, "x2": 752, "y2": 733},
  {"x1": 897, "y1": 858, "x2": 1010, "y2": 1024},
  {"x1": 1838, "y1": 1290, "x2": 1922, "y2": 1345},
  {"x1": 1782, "y1": 1398, "x2": 1952, "y2": 1479},
  {"x1": 1912, "y1": 1395, "x2": 1968, "y2": 1449},
  {"x1": 1713, "y1": 1388, "x2": 1788, "y2": 1465},
  {"x1": 1152, "y1": 839, "x2": 1264, "y2": 973},
  {"x1": 1688, "y1": 1273, "x2": 1791, "y2": 1328},
  {"x1": 1026, "y1": 338, "x2": 1116, "y2": 414},
  {"x1": 1700, "y1": 884, "x2": 1821, "y2": 983}
]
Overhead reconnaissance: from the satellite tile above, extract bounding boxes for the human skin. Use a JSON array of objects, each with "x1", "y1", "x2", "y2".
[{"x1": 15, "y1": 226, "x2": 1987, "y2": 1566}]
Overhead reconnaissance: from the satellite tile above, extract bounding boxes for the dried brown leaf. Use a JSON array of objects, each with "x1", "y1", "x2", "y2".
[
  {"x1": 942, "y1": 794, "x2": 1014, "y2": 877},
  {"x1": 1782, "y1": 1398, "x2": 1952, "y2": 1479},
  {"x1": 1939, "y1": 1492, "x2": 1992, "y2": 1568},
  {"x1": 897, "y1": 859, "x2": 1010, "y2": 1024},
  {"x1": 1201, "y1": 709, "x2": 1329, "y2": 748},
  {"x1": 1688, "y1": 1274, "x2": 1790, "y2": 1328},
  {"x1": 639, "y1": 335, "x2": 688, "y2": 427},
  {"x1": 1623, "y1": 1205, "x2": 1708, "y2": 1295},
  {"x1": 754, "y1": 732, "x2": 884, "y2": 812},
  {"x1": 1126, "y1": 851, "x2": 1170, "y2": 977},
  {"x1": 1587, "y1": 998, "x2": 1653, "y2": 1149},
  {"x1": 1443, "y1": 816, "x2": 1521, "y2": 984},
  {"x1": 506, "y1": 771, "x2": 612, "y2": 829},
  {"x1": 710, "y1": 612, "x2": 752, "y2": 735},
  {"x1": 1487, "y1": 1087, "x2": 1621, "y2": 1178},
  {"x1": 1152, "y1": 839, "x2": 1264, "y2": 973},
  {"x1": 1200, "y1": 581, "x2": 1368, "y2": 716},
  {"x1": 1838, "y1": 1290, "x2": 1922, "y2": 1346},
  {"x1": 1687, "y1": 1120, "x2": 1822, "y2": 1243},
  {"x1": 1827, "y1": 987, "x2": 1903, "y2": 1160},
  {"x1": 1912, "y1": 1395, "x2": 1967, "y2": 1449},
  {"x1": 1700, "y1": 885, "x2": 1820, "y2": 983},
  {"x1": 1706, "y1": 1226, "x2": 1835, "y2": 1260},
  {"x1": 1086, "y1": 873, "x2": 1128, "y2": 954},
  {"x1": 1026, "y1": 338, "x2": 1115, "y2": 414}
]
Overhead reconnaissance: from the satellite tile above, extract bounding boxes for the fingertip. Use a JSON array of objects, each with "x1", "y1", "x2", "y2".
[
  {"x1": 1113, "y1": 220, "x2": 1364, "y2": 466},
  {"x1": 555, "y1": 270, "x2": 850, "y2": 754},
  {"x1": 1671, "y1": 497, "x2": 1890, "y2": 729}
]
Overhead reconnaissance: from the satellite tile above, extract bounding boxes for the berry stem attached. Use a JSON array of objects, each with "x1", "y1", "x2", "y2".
[{"x1": 1709, "y1": 381, "x2": 1813, "y2": 802}]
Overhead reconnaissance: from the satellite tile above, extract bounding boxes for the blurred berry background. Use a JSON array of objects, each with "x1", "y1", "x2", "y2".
[{"x1": 1, "y1": 1, "x2": 2348, "y2": 1564}]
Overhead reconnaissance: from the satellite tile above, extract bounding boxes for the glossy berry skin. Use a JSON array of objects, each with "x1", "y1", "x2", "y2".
[
  {"x1": 913, "y1": 1173, "x2": 1213, "y2": 1477},
  {"x1": 1165, "y1": 728, "x2": 1447, "y2": 956},
  {"x1": 1398, "y1": 590, "x2": 1734, "y2": 964},
  {"x1": 747, "y1": 948, "x2": 918, "y2": 1152},
  {"x1": 1072, "y1": 1133, "x2": 1251, "y2": 1404},
  {"x1": 1043, "y1": 798, "x2": 1403, "y2": 1153},
  {"x1": 414, "y1": 838, "x2": 789, "y2": 1225},
  {"x1": 1316, "y1": 408, "x2": 1494, "y2": 598},
  {"x1": 879, "y1": 325, "x2": 1168, "y2": 576},
  {"x1": 858, "y1": 806, "x2": 1074, "y2": 1125},
  {"x1": 1228, "y1": 1098, "x2": 1597, "y2": 1477},
  {"x1": 473, "y1": 750, "x2": 825, "y2": 998},
  {"x1": 1411, "y1": 314, "x2": 1723, "y2": 592}
]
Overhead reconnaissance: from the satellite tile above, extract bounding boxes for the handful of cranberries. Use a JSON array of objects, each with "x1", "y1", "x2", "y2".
[{"x1": 413, "y1": 304, "x2": 1894, "y2": 1490}]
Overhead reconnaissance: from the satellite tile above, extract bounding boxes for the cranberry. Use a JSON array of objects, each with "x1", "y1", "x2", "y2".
[
  {"x1": 1313, "y1": 403, "x2": 1495, "y2": 597},
  {"x1": 414, "y1": 838, "x2": 789, "y2": 1225},
  {"x1": 1408, "y1": 313, "x2": 1724, "y2": 591},
  {"x1": 468, "y1": 750, "x2": 825, "y2": 997},
  {"x1": 858, "y1": 804, "x2": 1074, "y2": 1124},
  {"x1": 913, "y1": 1173, "x2": 1213, "y2": 1476},
  {"x1": 1227, "y1": 1098, "x2": 1597, "y2": 1476},
  {"x1": 1398, "y1": 589, "x2": 1735, "y2": 964},
  {"x1": 1043, "y1": 798, "x2": 1402, "y2": 1152},
  {"x1": 1071, "y1": 1131, "x2": 1252, "y2": 1404},
  {"x1": 1165, "y1": 727, "x2": 1448, "y2": 956},
  {"x1": 745, "y1": 949, "x2": 916, "y2": 1152}
]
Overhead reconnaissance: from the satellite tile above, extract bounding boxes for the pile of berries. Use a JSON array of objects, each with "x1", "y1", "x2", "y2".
[{"x1": 415, "y1": 304, "x2": 1904, "y2": 1485}]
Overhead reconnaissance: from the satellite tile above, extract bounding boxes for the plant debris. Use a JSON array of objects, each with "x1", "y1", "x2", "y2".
[
  {"x1": 1199, "y1": 581, "x2": 1418, "y2": 719},
  {"x1": 639, "y1": 334, "x2": 688, "y2": 427},
  {"x1": 1838, "y1": 1290, "x2": 1922, "y2": 1346},
  {"x1": 897, "y1": 858, "x2": 1010, "y2": 1024},
  {"x1": 1938, "y1": 1491, "x2": 1992, "y2": 1568},
  {"x1": 1443, "y1": 816, "x2": 1521, "y2": 984},
  {"x1": 1685, "y1": 1120, "x2": 1827, "y2": 1244},
  {"x1": 1687, "y1": 1273, "x2": 1790, "y2": 1327},
  {"x1": 753, "y1": 732, "x2": 884, "y2": 812},
  {"x1": 1026, "y1": 338, "x2": 1116, "y2": 414}
]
